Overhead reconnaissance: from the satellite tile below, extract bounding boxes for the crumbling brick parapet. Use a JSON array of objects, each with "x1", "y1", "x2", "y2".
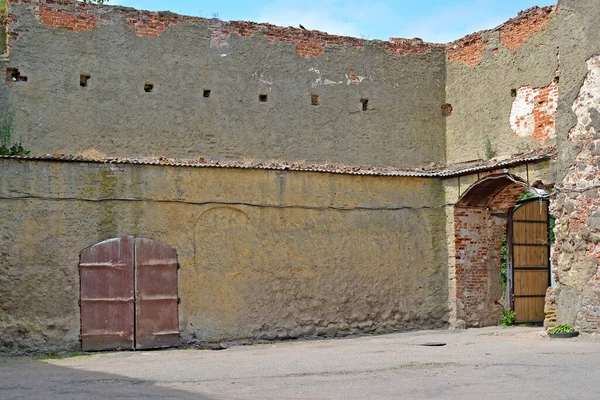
[
  {"x1": 122, "y1": 10, "x2": 186, "y2": 38},
  {"x1": 7, "y1": 0, "x2": 441, "y2": 58},
  {"x1": 500, "y1": 6, "x2": 556, "y2": 51},
  {"x1": 210, "y1": 20, "x2": 437, "y2": 58},
  {"x1": 446, "y1": 32, "x2": 484, "y2": 67},
  {"x1": 447, "y1": 5, "x2": 556, "y2": 67},
  {"x1": 10, "y1": 0, "x2": 99, "y2": 32}
]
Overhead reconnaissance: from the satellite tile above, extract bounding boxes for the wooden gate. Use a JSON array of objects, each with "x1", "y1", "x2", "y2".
[
  {"x1": 80, "y1": 237, "x2": 179, "y2": 351},
  {"x1": 508, "y1": 198, "x2": 551, "y2": 324}
]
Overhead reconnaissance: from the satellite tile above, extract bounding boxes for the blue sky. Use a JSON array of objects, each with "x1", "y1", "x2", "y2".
[{"x1": 110, "y1": 0, "x2": 555, "y2": 43}]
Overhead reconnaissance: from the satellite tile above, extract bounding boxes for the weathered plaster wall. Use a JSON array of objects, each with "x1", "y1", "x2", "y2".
[
  {"x1": 0, "y1": 0, "x2": 446, "y2": 168},
  {"x1": 445, "y1": 7, "x2": 560, "y2": 164},
  {"x1": 0, "y1": 158, "x2": 449, "y2": 354}
]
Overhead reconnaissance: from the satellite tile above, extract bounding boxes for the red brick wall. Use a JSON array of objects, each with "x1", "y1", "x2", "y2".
[
  {"x1": 510, "y1": 81, "x2": 559, "y2": 143},
  {"x1": 9, "y1": 0, "x2": 98, "y2": 32},
  {"x1": 454, "y1": 207, "x2": 505, "y2": 327},
  {"x1": 500, "y1": 6, "x2": 556, "y2": 51},
  {"x1": 446, "y1": 33, "x2": 484, "y2": 67},
  {"x1": 453, "y1": 182, "x2": 527, "y2": 327},
  {"x1": 123, "y1": 10, "x2": 183, "y2": 38},
  {"x1": 490, "y1": 183, "x2": 527, "y2": 214}
]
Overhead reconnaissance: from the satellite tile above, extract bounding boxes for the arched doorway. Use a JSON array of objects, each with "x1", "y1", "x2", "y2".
[
  {"x1": 79, "y1": 236, "x2": 180, "y2": 351},
  {"x1": 453, "y1": 173, "x2": 550, "y2": 327}
]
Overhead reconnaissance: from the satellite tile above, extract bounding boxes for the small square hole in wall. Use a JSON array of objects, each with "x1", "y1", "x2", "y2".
[
  {"x1": 360, "y1": 98, "x2": 369, "y2": 111},
  {"x1": 511, "y1": 88, "x2": 517, "y2": 97},
  {"x1": 144, "y1": 83, "x2": 154, "y2": 93},
  {"x1": 203, "y1": 89, "x2": 211, "y2": 98},
  {"x1": 259, "y1": 94, "x2": 268, "y2": 102},
  {"x1": 311, "y1": 94, "x2": 319, "y2": 106},
  {"x1": 6, "y1": 68, "x2": 27, "y2": 82},
  {"x1": 80, "y1": 74, "x2": 91, "y2": 87}
]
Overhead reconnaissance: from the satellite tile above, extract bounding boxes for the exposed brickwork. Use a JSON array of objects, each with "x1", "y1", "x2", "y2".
[
  {"x1": 446, "y1": 33, "x2": 484, "y2": 67},
  {"x1": 9, "y1": 1, "x2": 555, "y2": 62},
  {"x1": 454, "y1": 208, "x2": 505, "y2": 327},
  {"x1": 123, "y1": 10, "x2": 184, "y2": 38},
  {"x1": 385, "y1": 37, "x2": 433, "y2": 57},
  {"x1": 510, "y1": 80, "x2": 559, "y2": 143},
  {"x1": 500, "y1": 6, "x2": 556, "y2": 51},
  {"x1": 209, "y1": 21, "x2": 435, "y2": 58},
  {"x1": 489, "y1": 183, "x2": 527, "y2": 214},
  {"x1": 453, "y1": 178, "x2": 528, "y2": 327},
  {"x1": 4, "y1": 12, "x2": 20, "y2": 53},
  {"x1": 447, "y1": 5, "x2": 556, "y2": 67},
  {"x1": 9, "y1": 0, "x2": 99, "y2": 32},
  {"x1": 347, "y1": 69, "x2": 361, "y2": 85},
  {"x1": 8, "y1": 0, "x2": 439, "y2": 58}
]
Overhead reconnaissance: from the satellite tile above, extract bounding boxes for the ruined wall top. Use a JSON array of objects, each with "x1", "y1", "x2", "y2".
[
  {"x1": 5, "y1": 0, "x2": 443, "y2": 58},
  {"x1": 0, "y1": 0, "x2": 559, "y2": 168}
]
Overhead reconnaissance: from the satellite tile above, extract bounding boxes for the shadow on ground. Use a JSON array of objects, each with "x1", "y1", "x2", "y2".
[{"x1": 0, "y1": 358, "x2": 214, "y2": 400}]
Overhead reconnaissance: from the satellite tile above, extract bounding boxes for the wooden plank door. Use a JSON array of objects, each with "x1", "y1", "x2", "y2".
[
  {"x1": 508, "y1": 198, "x2": 551, "y2": 324},
  {"x1": 134, "y1": 238, "x2": 180, "y2": 350},
  {"x1": 80, "y1": 237, "x2": 135, "y2": 351},
  {"x1": 80, "y1": 237, "x2": 179, "y2": 351}
]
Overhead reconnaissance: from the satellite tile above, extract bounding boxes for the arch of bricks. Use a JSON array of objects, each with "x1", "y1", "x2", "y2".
[{"x1": 454, "y1": 174, "x2": 529, "y2": 327}]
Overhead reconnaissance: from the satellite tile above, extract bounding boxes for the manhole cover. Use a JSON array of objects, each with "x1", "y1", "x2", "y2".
[{"x1": 420, "y1": 342, "x2": 447, "y2": 347}]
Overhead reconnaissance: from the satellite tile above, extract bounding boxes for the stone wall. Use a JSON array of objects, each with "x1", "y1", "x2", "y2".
[
  {"x1": 0, "y1": 0, "x2": 446, "y2": 168},
  {"x1": 552, "y1": 54, "x2": 600, "y2": 332},
  {"x1": 0, "y1": 158, "x2": 449, "y2": 354},
  {"x1": 548, "y1": 0, "x2": 600, "y2": 334}
]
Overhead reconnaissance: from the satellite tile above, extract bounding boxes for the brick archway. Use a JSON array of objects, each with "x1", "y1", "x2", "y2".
[{"x1": 453, "y1": 174, "x2": 529, "y2": 327}]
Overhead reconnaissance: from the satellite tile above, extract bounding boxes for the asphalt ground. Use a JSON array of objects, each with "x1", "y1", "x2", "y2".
[{"x1": 1, "y1": 327, "x2": 599, "y2": 399}]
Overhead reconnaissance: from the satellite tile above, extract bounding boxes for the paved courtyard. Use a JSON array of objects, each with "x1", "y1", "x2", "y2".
[{"x1": 1, "y1": 327, "x2": 600, "y2": 399}]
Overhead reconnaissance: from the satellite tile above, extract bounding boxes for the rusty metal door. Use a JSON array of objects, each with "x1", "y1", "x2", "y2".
[
  {"x1": 508, "y1": 198, "x2": 551, "y2": 324},
  {"x1": 80, "y1": 237, "x2": 135, "y2": 351},
  {"x1": 80, "y1": 237, "x2": 179, "y2": 351},
  {"x1": 135, "y1": 238, "x2": 180, "y2": 349}
]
